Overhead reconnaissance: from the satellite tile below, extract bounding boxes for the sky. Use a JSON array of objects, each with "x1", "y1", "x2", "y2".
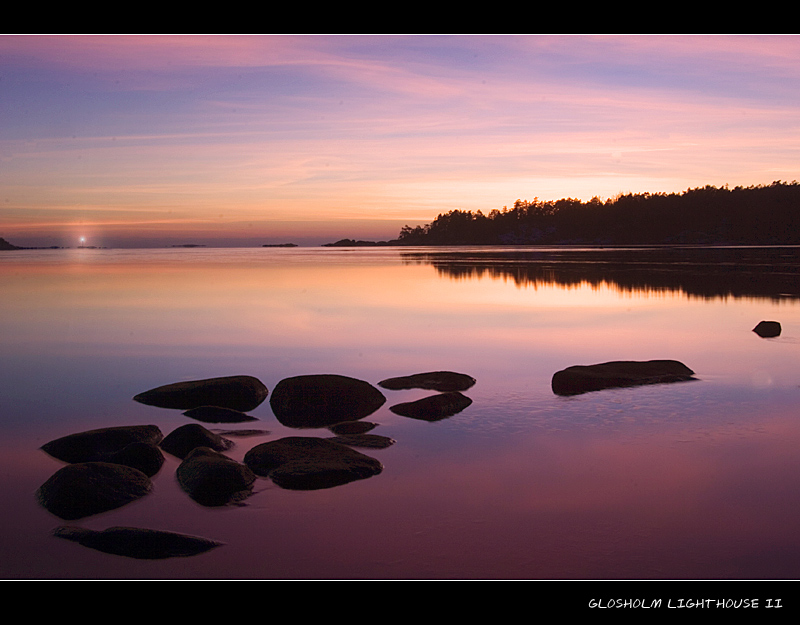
[{"x1": 1, "y1": 34, "x2": 799, "y2": 247}]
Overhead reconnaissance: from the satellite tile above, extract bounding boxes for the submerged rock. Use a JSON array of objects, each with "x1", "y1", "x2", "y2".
[
  {"x1": 176, "y1": 447, "x2": 256, "y2": 506},
  {"x1": 328, "y1": 421, "x2": 378, "y2": 435},
  {"x1": 160, "y1": 423, "x2": 233, "y2": 459},
  {"x1": 244, "y1": 436, "x2": 383, "y2": 490},
  {"x1": 36, "y1": 462, "x2": 153, "y2": 520},
  {"x1": 753, "y1": 320, "x2": 781, "y2": 338},
  {"x1": 551, "y1": 359, "x2": 696, "y2": 396},
  {"x1": 53, "y1": 526, "x2": 223, "y2": 559},
  {"x1": 133, "y1": 375, "x2": 268, "y2": 412},
  {"x1": 389, "y1": 392, "x2": 473, "y2": 421},
  {"x1": 269, "y1": 374, "x2": 386, "y2": 428},
  {"x1": 183, "y1": 406, "x2": 257, "y2": 423},
  {"x1": 378, "y1": 371, "x2": 476, "y2": 392},
  {"x1": 328, "y1": 434, "x2": 396, "y2": 449},
  {"x1": 41, "y1": 425, "x2": 163, "y2": 464}
]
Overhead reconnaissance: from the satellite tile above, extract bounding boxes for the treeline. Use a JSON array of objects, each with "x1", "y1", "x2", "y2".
[{"x1": 395, "y1": 181, "x2": 800, "y2": 246}]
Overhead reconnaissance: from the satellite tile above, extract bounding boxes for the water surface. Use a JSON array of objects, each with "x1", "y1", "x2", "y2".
[{"x1": 2, "y1": 246, "x2": 799, "y2": 579}]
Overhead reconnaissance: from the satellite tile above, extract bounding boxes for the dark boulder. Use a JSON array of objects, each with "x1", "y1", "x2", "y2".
[
  {"x1": 133, "y1": 375, "x2": 268, "y2": 412},
  {"x1": 551, "y1": 359, "x2": 696, "y2": 396},
  {"x1": 378, "y1": 371, "x2": 476, "y2": 392},
  {"x1": 753, "y1": 320, "x2": 781, "y2": 338},
  {"x1": 41, "y1": 425, "x2": 163, "y2": 464},
  {"x1": 183, "y1": 406, "x2": 257, "y2": 423},
  {"x1": 52, "y1": 526, "x2": 223, "y2": 559},
  {"x1": 244, "y1": 436, "x2": 383, "y2": 490},
  {"x1": 269, "y1": 374, "x2": 386, "y2": 428},
  {"x1": 389, "y1": 392, "x2": 473, "y2": 421},
  {"x1": 160, "y1": 423, "x2": 233, "y2": 460},
  {"x1": 36, "y1": 462, "x2": 153, "y2": 520},
  {"x1": 105, "y1": 442, "x2": 164, "y2": 477},
  {"x1": 176, "y1": 447, "x2": 256, "y2": 506}
]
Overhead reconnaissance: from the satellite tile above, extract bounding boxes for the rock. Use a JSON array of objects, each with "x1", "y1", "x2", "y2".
[
  {"x1": 551, "y1": 359, "x2": 696, "y2": 396},
  {"x1": 378, "y1": 371, "x2": 476, "y2": 392},
  {"x1": 0, "y1": 237, "x2": 23, "y2": 250},
  {"x1": 41, "y1": 425, "x2": 163, "y2": 464},
  {"x1": 389, "y1": 392, "x2": 473, "y2": 421},
  {"x1": 243, "y1": 437, "x2": 383, "y2": 490},
  {"x1": 133, "y1": 375, "x2": 268, "y2": 411},
  {"x1": 215, "y1": 429, "x2": 271, "y2": 438},
  {"x1": 105, "y1": 442, "x2": 164, "y2": 477},
  {"x1": 328, "y1": 434, "x2": 396, "y2": 449},
  {"x1": 183, "y1": 406, "x2": 257, "y2": 423},
  {"x1": 753, "y1": 320, "x2": 781, "y2": 338},
  {"x1": 328, "y1": 421, "x2": 377, "y2": 435},
  {"x1": 36, "y1": 462, "x2": 153, "y2": 520},
  {"x1": 160, "y1": 424, "x2": 233, "y2": 459},
  {"x1": 269, "y1": 374, "x2": 386, "y2": 428},
  {"x1": 52, "y1": 526, "x2": 223, "y2": 559},
  {"x1": 176, "y1": 447, "x2": 256, "y2": 506}
]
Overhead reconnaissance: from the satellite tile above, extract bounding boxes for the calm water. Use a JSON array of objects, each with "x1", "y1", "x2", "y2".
[{"x1": 2, "y1": 245, "x2": 800, "y2": 579}]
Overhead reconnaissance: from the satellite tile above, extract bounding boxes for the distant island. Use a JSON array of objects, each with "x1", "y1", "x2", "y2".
[
  {"x1": 262, "y1": 243, "x2": 298, "y2": 247},
  {"x1": 326, "y1": 181, "x2": 800, "y2": 247},
  {"x1": 323, "y1": 239, "x2": 398, "y2": 247},
  {"x1": 0, "y1": 237, "x2": 22, "y2": 250}
]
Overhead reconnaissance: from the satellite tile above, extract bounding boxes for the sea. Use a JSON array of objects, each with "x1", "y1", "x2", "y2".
[{"x1": 2, "y1": 245, "x2": 800, "y2": 581}]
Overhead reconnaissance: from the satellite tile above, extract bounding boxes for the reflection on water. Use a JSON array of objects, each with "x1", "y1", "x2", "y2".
[
  {"x1": 402, "y1": 245, "x2": 800, "y2": 301},
  {"x1": 2, "y1": 246, "x2": 800, "y2": 580}
]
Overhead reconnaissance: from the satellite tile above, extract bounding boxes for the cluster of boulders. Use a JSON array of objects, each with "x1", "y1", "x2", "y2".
[
  {"x1": 37, "y1": 370, "x2": 477, "y2": 559},
  {"x1": 378, "y1": 371, "x2": 476, "y2": 421}
]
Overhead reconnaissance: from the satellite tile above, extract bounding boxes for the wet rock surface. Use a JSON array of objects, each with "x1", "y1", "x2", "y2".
[
  {"x1": 160, "y1": 423, "x2": 234, "y2": 459},
  {"x1": 269, "y1": 374, "x2": 386, "y2": 428},
  {"x1": 176, "y1": 447, "x2": 256, "y2": 506},
  {"x1": 389, "y1": 392, "x2": 473, "y2": 421},
  {"x1": 551, "y1": 359, "x2": 696, "y2": 396},
  {"x1": 378, "y1": 371, "x2": 476, "y2": 392},
  {"x1": 53, "y1": 526, "x2": 224, "y2": 559},
  {"x1": 36, "y1": 462, "x2": 153, "y2": 520},
  {"x1": 41, "y1": 425, "x2": 164, "y2": 464},
  {"x1": 183, "y1": 406, "x2": 257, "y2": 423},
  {"x1": 133, "y1": 375, "x2": 268, "y2": 412},
  {"x1": 753, "y1": 320, "x2": 781, "y2": 338},
  {"x1": 244, "y1": 436, "x2": 383, "y2": 490}
]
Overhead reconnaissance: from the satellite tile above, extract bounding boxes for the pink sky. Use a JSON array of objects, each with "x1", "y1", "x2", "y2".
[{"x1": 2, "y1": 35, "x2": 799, "y2": 247}]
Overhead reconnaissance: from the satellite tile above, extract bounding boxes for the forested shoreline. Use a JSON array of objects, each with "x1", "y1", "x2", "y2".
[{"x1": 386, "y1": 181, "x2": 800, "y2": 246}]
